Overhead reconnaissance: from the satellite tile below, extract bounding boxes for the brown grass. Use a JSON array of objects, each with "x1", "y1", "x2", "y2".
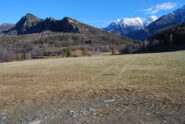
[{"x1": 0, "y1": 50, "x2": 185, "y2": 113}]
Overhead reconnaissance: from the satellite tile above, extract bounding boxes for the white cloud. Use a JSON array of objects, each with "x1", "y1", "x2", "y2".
[{"x1": 139, "y1": 2, "x2": 177, "y2": 14}]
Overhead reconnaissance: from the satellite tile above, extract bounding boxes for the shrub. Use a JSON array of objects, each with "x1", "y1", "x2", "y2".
[
  {"x1": 81, "y1": 48, "x2": 88, "y2": 56},
  {"x1": 111, "y1": 48, "x2": 116, "y2": 55},
  {"x1": 17, "y1": 54, "x2": 24, "y2": 61},
  {"x1": 65, "y1": 48, "x2": 72, "y2": 57}
]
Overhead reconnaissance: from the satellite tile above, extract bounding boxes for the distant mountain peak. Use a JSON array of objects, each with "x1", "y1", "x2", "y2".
[
  {"x1": 22, "y1": 13, "x2": 41, "y2": 22},
  {"x1": 103, "y1": 16, "x2": 158, "y2": 36},
  {"x1": 15, "y1": 13, "x2": 41, "y2": 28},
  {"x1": 127, "y1": 4, "x2": 185, "y2": 40},
  {"x1": 8, "y1": 13, "x2": 42, "y2": 34},
  {"x1": 0, "y1": 23, "x2": 13, "y2": 26},
  {"x1": 0, "y1": 23, "x2": 15, "y2": 32},
  {"x1": 63, "y1": 17, "x2": 77, "y2": 22},
  {"x1": 112, "y1": 16, "x2": 158, "y2": 27},
  {"x1": 25, "y1": 13, "x2": 35, "y2": 17}
]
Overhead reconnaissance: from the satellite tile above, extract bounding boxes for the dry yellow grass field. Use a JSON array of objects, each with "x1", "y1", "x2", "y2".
[{"x1": 0, "y1": 51, "x2": 185, "y2": 124}]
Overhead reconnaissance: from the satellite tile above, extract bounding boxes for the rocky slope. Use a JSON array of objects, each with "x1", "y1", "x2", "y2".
[{"x1": 4, "y1": 13, "x2": 82, "y2": 35}]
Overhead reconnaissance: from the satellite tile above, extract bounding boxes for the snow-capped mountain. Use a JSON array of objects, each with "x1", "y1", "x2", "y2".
[
  {"x1": 0, "y1": 23, "x2": 15, "y2": 32},
  {"x1": 0, "y1": 23, "x2": 6, "y2": 27},
  {"x1": 0, "y1": 23, "x2": 12, "y2": 26},
  {"x1": 128, "y1": 5, "x2": 185, "y2": 40},
  {"x1": 147, "y1": 5, "x2": 185, "y2": 34},
  {"x1": 103, "y1": 16, "x2": 158, "y2": 36}
]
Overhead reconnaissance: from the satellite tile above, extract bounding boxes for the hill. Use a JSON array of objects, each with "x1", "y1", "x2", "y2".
[
  {"x1": 4, "y1": 13, "x2": 82, "y2": 35},
  {"x1": 0, "y1": 13, "x2": 140, "y2": 62}
]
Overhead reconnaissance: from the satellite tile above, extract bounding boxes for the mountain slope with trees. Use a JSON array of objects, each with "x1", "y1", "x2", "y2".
[
  {"x1": 138, "y1": 22, "x2": 185, "y2": 52},
  {"x1": 0, "y1": 13, "x2": 140, "y2": 62}
]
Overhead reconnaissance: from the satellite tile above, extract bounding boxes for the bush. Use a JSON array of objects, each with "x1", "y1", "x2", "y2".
[
  {"x1": 65, "y1": 48, "x2": 72, "y2": 57},
  {"x1": 17, "y1": 54, "x2": 24, "y2": 61},
  {"x1": 120, "y1": 45, "x2": 134, "y2": 54},
  {"x1": 81, "y1": 48, "x2": 88, "y2": 56}
]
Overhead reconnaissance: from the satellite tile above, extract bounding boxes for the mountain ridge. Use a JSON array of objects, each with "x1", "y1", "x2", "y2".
[
  {"x1": 0, "y1": 23, "x2": 15, "y2": 33},
  {"x1": 103, "y1": 5, "x2": 185, "y2": 40},
  {"x1": 4, "y1": 14, "x2": 83, "y2": 35},
  {"x1": 103, "y1": 16, "x2": 158, "y2": 36},
  {"x1": 128, "y1": 5, "x2": 185, "y2": 40},
  {"x1": 0, "y1": 13, "x2": 140, "y2": 62}
]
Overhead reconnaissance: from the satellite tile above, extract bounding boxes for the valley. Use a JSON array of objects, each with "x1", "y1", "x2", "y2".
[{"x1": 0, "y1": 2, "x2": 185, "y2": 124}]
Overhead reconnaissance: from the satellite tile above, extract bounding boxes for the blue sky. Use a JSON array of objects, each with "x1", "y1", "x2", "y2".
[{"x1": 0, "y1": 0, "x2": 184, "y2": 27}]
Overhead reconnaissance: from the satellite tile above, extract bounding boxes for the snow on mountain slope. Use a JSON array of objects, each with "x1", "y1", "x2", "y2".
[
  {"x1": 127, "y1": 5, "x2": 185, "y2": 40},
  {"x1": 112, "y1": 16, "x2": 158, "y2": 27},
  {"x1": 103, "y1": 16, "x2": 158, "y2": 35},
  {"x1": 0, "y1": 23, "x2": 15, "y2": 32},
  {"x1": 0, "y1": 23, "x2": 14, "y2": 27}
]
